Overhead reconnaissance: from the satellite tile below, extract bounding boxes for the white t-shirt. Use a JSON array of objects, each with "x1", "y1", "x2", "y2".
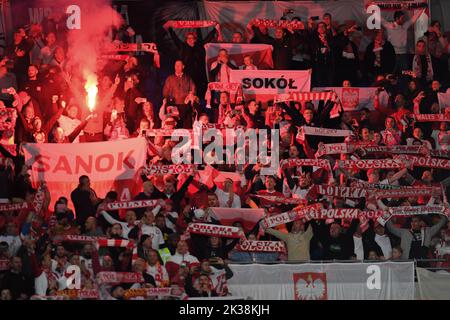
[
  {"x1": 215, "y1": 187, "x2": 241, "y2": 208},
  {"x1": 375, "y1": 234, "x2": 392, "y2": 259},
  {"x1": 141, "y1": 225, "x2": 165, "y2": 250}
]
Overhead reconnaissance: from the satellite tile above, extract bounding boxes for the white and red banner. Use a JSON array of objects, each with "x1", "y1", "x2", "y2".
[
  {"x1": 230, "y1": 69, "x2": 311, "y2": 102},
  {"x1": 227, "y1": 262, "x2": 414, "y2": 300},
  {"x1": 96, "y1": 272, "x2": 144, "y2": 284},
  {"x1": 186, "y1": 223, "x2": 244, "y2": 239},
  {"x1": 205, "y1": 43, "x2": 274, "y2": 81},
  {"x1": 166, "y1": 20, "x2": 217, "y2": 28},
  {"x1": 208, "y1": 207, "x2": 265, "y2": 233},
  {"x1": 23, "y1": 138, "x2": 148, "y2": 210},
  {"x1": 236, "y1": 240, "x2": 286, "y2": 253},
  {"x1": 313, "y1": 87, "x2": 386, "y2": 111},
  {"x1": 144, "y1": 164, "x2": 196, "y2": 175}
]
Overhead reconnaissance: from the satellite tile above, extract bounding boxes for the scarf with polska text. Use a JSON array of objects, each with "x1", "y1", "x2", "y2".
[
  {"x1": 102, "y1": 199, "x2": 160, "y2": 211},
  {"x1": 186, "y1": 223, "x2": 245, "y2": 239},
  {"x1": 336, "y1": 158, "x2": 407, "y2": 170},
  {"x1": 236, "y1": 240, "x2": 286, "y2": 253},
  {"x1": 299, "y1": 126, "x2": 354, "y2": 139},
  {"x1": 394, "y1": 155, "x2": 450, "y2": 170},
  {"x1": 280, "y1": 158, "x2": 332, "y2": 170}
]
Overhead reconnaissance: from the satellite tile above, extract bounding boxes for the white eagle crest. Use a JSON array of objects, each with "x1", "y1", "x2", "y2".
[{"x1": 296, "y1": 274, "x2": 326, "y2": 300}]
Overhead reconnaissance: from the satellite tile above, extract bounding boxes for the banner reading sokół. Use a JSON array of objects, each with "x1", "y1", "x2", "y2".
[
  {"x1": 230, "y1": 69, "x2": 311, "y2": 102},
  {"x1": 23, "y1": 138, "x2": 147, "y2": 211},
  {"x1": 205, "y1": 43, "x2": 274, "y2": 81}
]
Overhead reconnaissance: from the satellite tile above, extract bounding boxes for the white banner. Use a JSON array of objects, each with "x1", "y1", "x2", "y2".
[
  {"x1": 228, "y1": 262, "x2": 415, "y2": 300},
  {"x1": 313, "y1": 87, "x2": 389, "y2": 111},
  {"x1": 438, "y1": 90, "x2": 450, "y2": 111},
  {"x1": 230, "y1": 69, "x2": 311, "y2": 102},
  {"x1": 416, "y1": 268, "x2": 450, "y2": 300},
  {"x1": 23, "y1": 138, "x2": 148, "y2": 209}
]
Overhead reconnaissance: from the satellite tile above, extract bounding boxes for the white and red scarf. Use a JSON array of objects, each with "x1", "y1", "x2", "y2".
[
  {"x1": 235, "y1": 240, "x2": 286, "y2": 253},
  {"x1": 186, "y1": 223, "x2": 244, "y2": 239},
  {"x1": 96, "y1": 272, "x2": 144, "y2": 284},
  {"x1": 166, "y1": 20, "x2": 217, "y2": 28}
]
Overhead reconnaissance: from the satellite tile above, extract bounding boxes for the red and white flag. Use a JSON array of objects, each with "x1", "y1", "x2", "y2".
[
  {"x1": 208, "y1": 207, "x2": 265, "y2": 233},
  {"x1": 205, "y1": 43, "x2": 274, "y2": 82}
]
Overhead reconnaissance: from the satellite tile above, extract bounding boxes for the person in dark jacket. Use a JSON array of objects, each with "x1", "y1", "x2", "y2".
[
  {"x1": 316, "y1": 219, "x2": 359, "y2": 260},
  {"x1": 70, "y1": 175, "x2": 100, "y2": 229},
  {"x1": 335, "y1": 25, "x2": 360, "y2": 86},
  {"x1": 311, "y1": 22, "x2": 337, "y2": 87},
  {"x1": 164, "y1": 22, "x2": 218, "y2": 98},
  {"x1": 252, "y1": 26, "x2": 301, "y2": 70},
  {"x1": 363, "y1": 29, "x2": 396, "y2": 81},
  {"x1": 0, "y1": 256, "x2": 33, "y2": 299}
]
